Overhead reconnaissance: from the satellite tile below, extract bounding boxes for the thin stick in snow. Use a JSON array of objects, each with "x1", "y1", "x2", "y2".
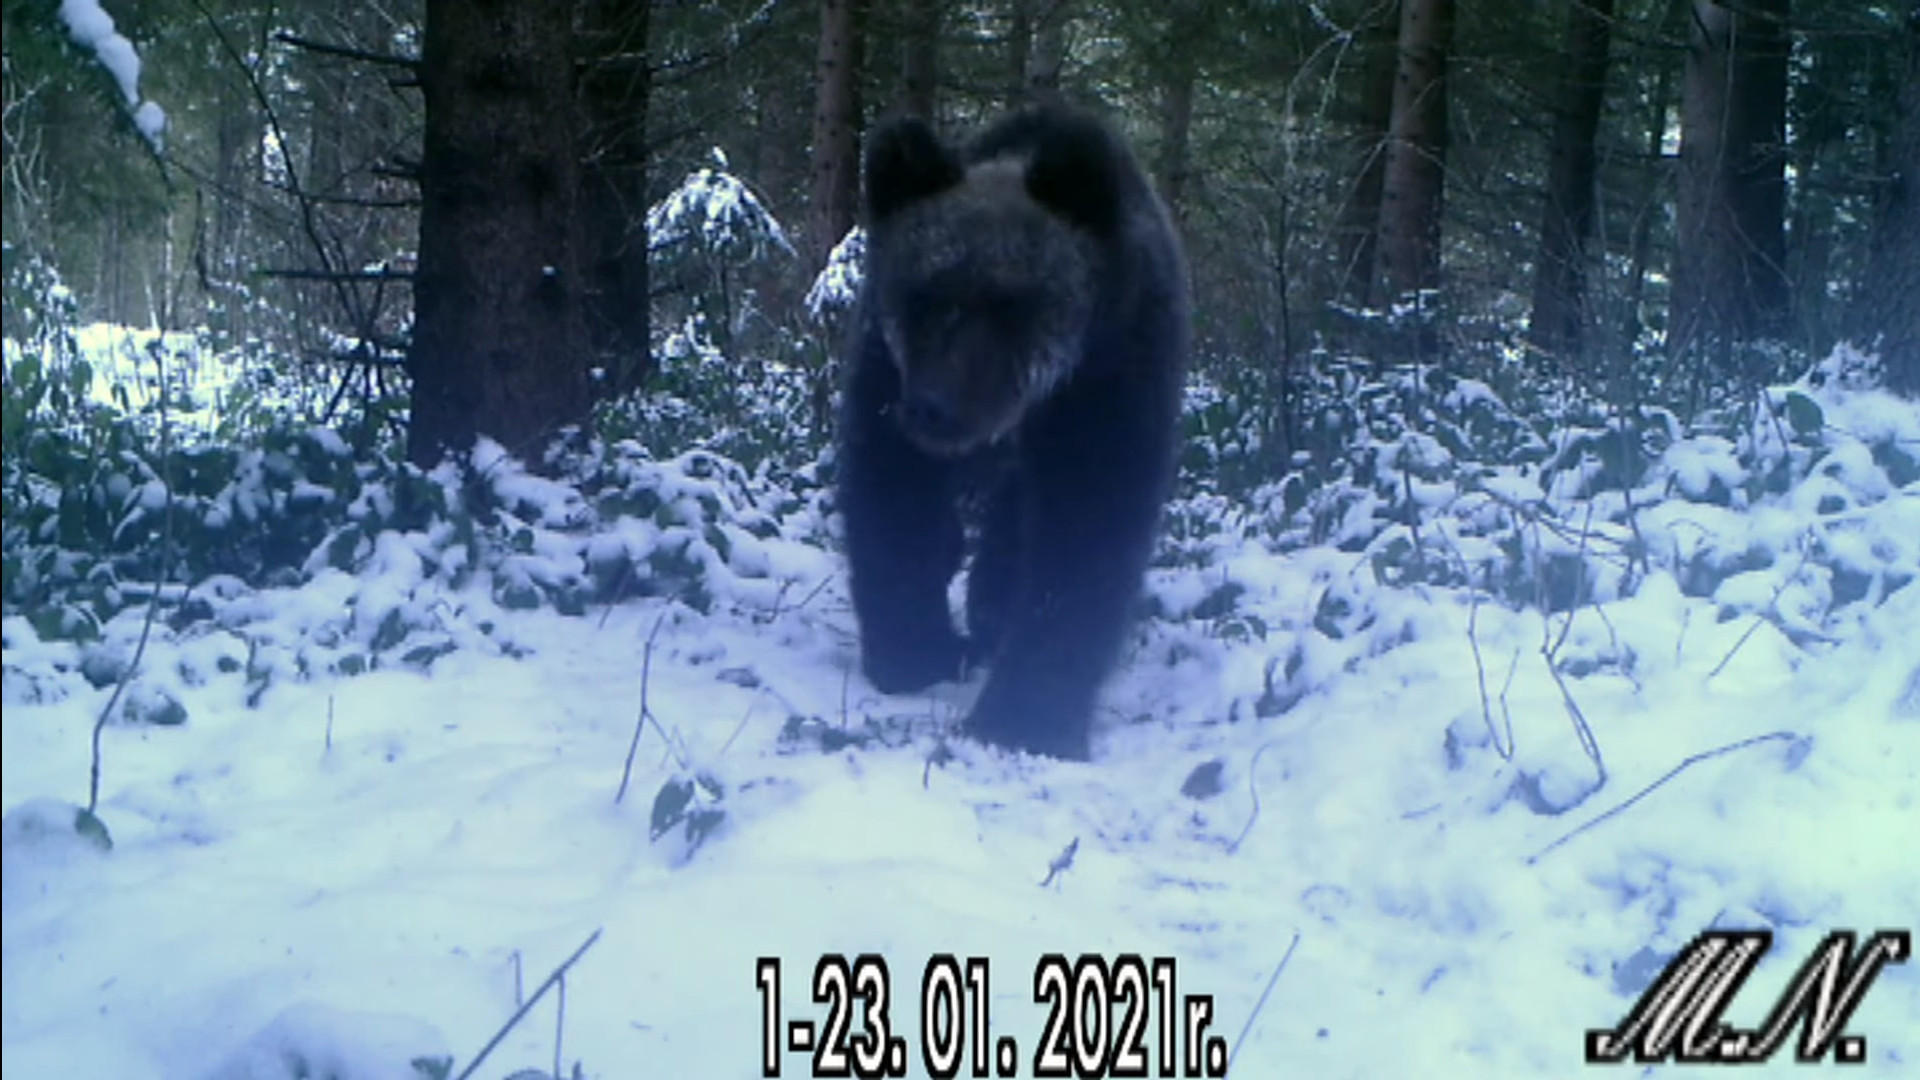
[
  {"x1": 1226, "y1": 930, "x2": 1301, "y2": 1075},
  {"x1": 1228, "y1": 740, "x2": 1285, "y2": 854},
  {"x1": 454, "y1": 928, "x2": 603, "y2": 1080},
  {"x1": 89, "y1": 344, "x2": 177, "y2": 817},
  {"x1": 1525, "y1": 731, "x2": 1801, "y2": 865},
  {"x1": 616, "y1": 611, "x2": 684, "y2": 804}
]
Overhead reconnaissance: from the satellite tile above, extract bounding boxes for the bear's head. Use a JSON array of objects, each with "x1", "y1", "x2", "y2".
[{"x1": 859, "y1": 112, "x2": 1124, "y2": 456}]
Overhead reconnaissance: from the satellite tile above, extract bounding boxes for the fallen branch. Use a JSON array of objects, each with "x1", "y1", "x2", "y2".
[
  {"x1": 454, "y1": 928, "x2": 603, "y2": 1080},
  {"x1": 1526, "y1": 731, "x2": 1801, "y2": 865},
  {"x1": 1226, "y1": 931, "x2": 1301, "y2": 1074}
]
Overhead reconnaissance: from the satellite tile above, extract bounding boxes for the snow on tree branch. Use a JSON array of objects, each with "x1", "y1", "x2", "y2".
[
  {"x1": 646, "y1": 149, "x2": 792, "y2": 260},
  {"x1": 805, "y1": 226, "x2": 865, "y2": 324},
  {"x1": 57, "y1": 0, "x2": 167, "y2": 152}
]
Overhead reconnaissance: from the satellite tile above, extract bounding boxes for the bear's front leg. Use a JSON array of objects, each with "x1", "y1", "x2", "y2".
[
  {"x1": 839, "y1": 331, "x2": 970, "y2": 695},
  {"x1": 962, "y1": 390, "x2": 1171, "y2": 760},
  {"x1": 963, "y1": 474, "x2": 1025, "y2": 665}
]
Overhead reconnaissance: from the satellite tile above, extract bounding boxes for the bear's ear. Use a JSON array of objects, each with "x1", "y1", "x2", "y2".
[
  {"x1": 864, "y1": 116, "x2": 963, "y2": 224},
  {"x1": 1024, "y1": 122, "x2": 1125, "y2": 237}
]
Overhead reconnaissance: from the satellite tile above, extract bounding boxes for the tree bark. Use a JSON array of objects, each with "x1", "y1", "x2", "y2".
[
  {"x1": 809, "y1": 0, "x2": 861, "y2": 277},
  {"x1": 1332, "y1": 0, "x2": 1399, "y2": 309},
  {"x1": 1155, "y1": 5, "x2": 1200, "y2": 225},
  {"x1": 1376, "y1": 0, "x2": 1456, "y2": 306},
  {"x1": 577, "y1": 0, "x2": 653, "y2": 397},
  {"x1": 408, "y1": 0, "x2": 589, "y2": 467},
  {"x1": 1671, "y1": 0, "x2": 1791, "y2": 366},
  {"x1": 1007, "y1": 0, "x2": 1032, "y2": 106},
  {"x1": 1526, "y1": 0, "x2": 1614, "y2": 366},
  {"x1": 1863, "y1": 12, "x2": 1919, "y2": 396},
  {"x1": 1624, "y1": 55, "x2": 1675, "y2": 350},
  {"x1": 1027, "y1": 0, "x2": 1068, "y2": 95},
  {"x1": 901, "y1": 0, "x2": 940, "y2": 119}
]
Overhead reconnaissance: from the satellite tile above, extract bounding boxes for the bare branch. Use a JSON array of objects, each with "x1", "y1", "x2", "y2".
[
  {"x1": 273, "y1": 31, "x2": 420, "y2": 71},
  {"x1": 259, "y1": 267, "x2": 415, "y2": 282}
]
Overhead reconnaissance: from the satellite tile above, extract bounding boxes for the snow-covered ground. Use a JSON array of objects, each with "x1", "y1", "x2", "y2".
[
  {"x1": 4, "y1": 515, "x2": 1916, "y2": 1078},
  {"x1": 63, "y1": 323, "x2": 255, "y2": 438},
  {"x1": 4, "y1": 326, "x2": 1917, "y2": 1078}
]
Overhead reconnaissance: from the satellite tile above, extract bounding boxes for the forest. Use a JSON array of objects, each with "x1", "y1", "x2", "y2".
[{"x1": 2, "y1": 2, "x2": 1917, "y2": 1079}]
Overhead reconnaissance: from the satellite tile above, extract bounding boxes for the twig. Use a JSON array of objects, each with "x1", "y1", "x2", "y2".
[
  {"x1": 768, "y1": 573, "x2": 833, "y2": 621},
  {"x1": 88, "y1": 344, "x2": 176, "y2": 816},
  {"x1": 1526, "y1": 731, "x2": 1799, "y2": 865},
  {"x1": 553, "y1": 975, "x2": 568, "y2": 1080},
  {"x1": 258, "y1": 266, "x2": 415, "y2": 282},
  {"x1": 454, "y1": 929, "x2": 603, "y2": 1080},
  {"x1": 1619, "y1": 478, "x2": 1653, "y2": 586},
  {"x1": 271, "y1": 31, "x2": 419, "y2": 70},
  {"x1": 1548, "y1": 501, "x2": 1597, "y2": 656},
  {"x1": 718, "y1": 704, "x2": 755, "y2": 757},
  {"x1": 1498, "y1": 646, "x2": 1520, "y2": 750},
  {"x1": 616, "y1": 611, "x2": 685, "y2": 803},
  {"x1": 596, "y1": 557, "x2": 638, "y2": 629},
  {"x1": 1541, "y1": 652, "x2": 1607, "y2": 791},
  {"x1": 1226, "y1": 932, "x2": 1301, "y2": 1075},
  {"x1": 1228, "y1": 741, "x2": 1283, "y2": 854},
  {"x1": 1539, "y1": 501, "x2": 1606, "y2": 792},
  {"x1": 1707, "y1": 540, "x2": 1814, "y2": 680},
  {"x1": 1465, "y1": 583, "x2": 1513, "y2": 760}
]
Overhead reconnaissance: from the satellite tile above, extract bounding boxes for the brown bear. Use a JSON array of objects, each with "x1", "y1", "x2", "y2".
[{"x1": 835, "y1": 103, "x2": 1190, "y2": 760}]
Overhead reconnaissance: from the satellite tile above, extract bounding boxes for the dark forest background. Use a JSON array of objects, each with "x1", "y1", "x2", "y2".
[
  {"x1": 5, "y1": 1, "x2": 1915, "y2": 469},
  {"x1": 3, "y1": 1, "x2": 1918, "y2": 643}
]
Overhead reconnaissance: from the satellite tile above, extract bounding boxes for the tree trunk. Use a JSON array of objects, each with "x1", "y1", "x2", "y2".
[
  {"x1": 209, "y1": 65, "x2": 255, "y2": 329},
  {"x1": 1863, "y1": 13, "x2": 1919, "y2": 396},
  {"x1": 1526, "y1": 0, "x2": 1614, "y2": 367},
  {"x1": 902, "y1": 0, "x2": 940, "y2": 119},
  {"x1": 809, "y1": 0, "x2": 861, "y2": 276},
  {"x1": 1027, "y1": 0, "x2": 1068, "y2": 95},
  {"x1": 1332, "y1": 0, "x2": 1399, "y2": 309},
  {"x1": 1376, "y1": 0, "x2": 1456, "y2": 307},
  {"x1": 1007, "y1": 0, "x2": 1032, "y2": 106},
  {"x1": 408, "y1": 0, "x2": 589, "y2": 468},
  {"x1": 1624, "y1": 57, "x2": 1675, "y2": 351},
  {"x1": 577, "y1": 0, "x2": 654, "y2": 397},
  {"x1": 1671, "y1": 0, "x2": 1791, "y2": 368},
  {"x1": 1152, "y1": 2, "x2": 1203, "y2": 225}
]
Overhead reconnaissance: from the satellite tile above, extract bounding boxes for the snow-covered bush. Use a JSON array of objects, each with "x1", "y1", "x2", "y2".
[
  {"x1": 1156, "y1": 343, "x2": 1917, "y2": 674},
  {"x1": 646, "y1": 148, "x2": 794, "y2": 366},
  {"x1": 599, "y1": 151, "x2": 831, "y2": 464},
  {"x1": 601, "y1": 317, "x2": 829, "y2": 467}
]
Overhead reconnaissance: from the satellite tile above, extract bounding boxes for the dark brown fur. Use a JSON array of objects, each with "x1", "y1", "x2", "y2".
[{"x1": 836, "y1": 103, "x2": 1190, "y2": 760}]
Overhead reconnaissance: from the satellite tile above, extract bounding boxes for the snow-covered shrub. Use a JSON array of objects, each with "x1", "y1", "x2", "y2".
[
  {"x1": 598, "y1": 151, "x2": 831, "y2": 465},
  {"x1": 1155, "y1": 344, "x2": 1916, "y2": 671},
  {"x1": 600, "y1": 317, "x2": 829, "y2": 467},
  {"x1": 805, "y1": 225, "x2": 865, "y2": 324},
  {"x1": 646, "y1": 148, "x2": 794, "y2": 366}
]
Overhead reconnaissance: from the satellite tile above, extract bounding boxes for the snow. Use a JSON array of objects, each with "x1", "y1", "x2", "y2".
[
  {"x1": 56, "y1": 0, "x2": 167, "y2": 152},
  {"x1": 4, "y1": 341, "x2": 1918, "y2": 1077},
  {"x1": 58, "y1": 323, "x2": 253, "y2": 440},
  {"x1": 807, "y1": 226, "x2": 867, "y2": 322},
  {"x1": 6, "y1": 551, "x2": 1916, "y2": 1075},
  {"x1": 647, "y1": 149, "x2": 793, "y2": 260}
]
